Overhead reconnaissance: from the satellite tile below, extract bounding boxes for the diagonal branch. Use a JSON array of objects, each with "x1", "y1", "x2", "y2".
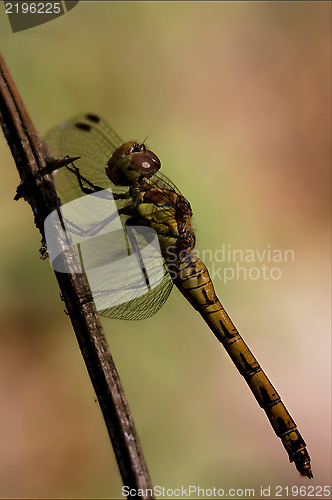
[{"x1": 0, "y1": 52, "x2": 154, "y2": 500}]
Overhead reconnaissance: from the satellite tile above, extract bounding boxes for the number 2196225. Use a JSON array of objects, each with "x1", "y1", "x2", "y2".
[
  {"x1": 5, "y1": 2, "x2": 61, "y2": 14},
  {"x1": 275, "y1": 485, "x2": 331, "y2": 497}
]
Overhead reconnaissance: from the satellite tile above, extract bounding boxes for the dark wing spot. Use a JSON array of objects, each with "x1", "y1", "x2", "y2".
[
  {"x1": 75, "y1": 123, "x2": 91, "y2": 131},
  {"x1": 86, "y1": 114, "x2": 100, "y2": 123}
]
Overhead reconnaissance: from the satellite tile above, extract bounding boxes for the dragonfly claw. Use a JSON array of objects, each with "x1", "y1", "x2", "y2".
[
  {"x1": 45, "y1": 156, "x2": 81, "y2": 174},
  {"x1": 13, "y1": 157, "x2": 81, "y2": 201}
]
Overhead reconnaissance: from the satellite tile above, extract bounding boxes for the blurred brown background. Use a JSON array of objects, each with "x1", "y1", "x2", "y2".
[{"x1": 0, "y1": 1, "x2": 330, "y2": 498}]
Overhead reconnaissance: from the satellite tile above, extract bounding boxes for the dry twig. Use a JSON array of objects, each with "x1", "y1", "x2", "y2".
[{"x1": 0, "y1": 52, "x2": 154, "y2": 500}]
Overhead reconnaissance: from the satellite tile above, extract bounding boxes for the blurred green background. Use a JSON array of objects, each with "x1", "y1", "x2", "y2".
[{"x1": 0, "y1": 1, "x2": 330, "y2": 498}]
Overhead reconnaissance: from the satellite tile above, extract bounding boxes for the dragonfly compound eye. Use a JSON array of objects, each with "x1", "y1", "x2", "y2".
[
  {"x1": 130, "y1": 150, "x2": 161, "y2": 175},
  {"x1": 106, "y1": 142, "x2": 161, "y2": 186}
]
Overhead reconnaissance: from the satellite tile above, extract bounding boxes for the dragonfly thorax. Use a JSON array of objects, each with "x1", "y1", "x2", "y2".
[{"x1": 106, "y1": 141, "x2": 161, "y2": 186}]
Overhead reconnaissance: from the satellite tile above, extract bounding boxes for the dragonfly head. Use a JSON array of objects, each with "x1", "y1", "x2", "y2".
[{"x1": 106, "y1": 142, "x2": 161, "y2": 186}]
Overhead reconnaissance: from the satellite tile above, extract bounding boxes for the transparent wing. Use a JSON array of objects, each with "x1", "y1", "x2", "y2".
[
  {"x1": 44, "y1": 113, "x2": 128, "y2": 205},
  {"x1": 86, "y1": 227, "x2": 173, "y2": 321},
  {"x1": 44, "y1": 114, "x2": 174, "y2": 320}
]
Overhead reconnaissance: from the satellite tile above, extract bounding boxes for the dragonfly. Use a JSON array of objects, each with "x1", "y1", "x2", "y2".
[{"x1": 44, "y1": 113, "x2": 313, "y2": 479}]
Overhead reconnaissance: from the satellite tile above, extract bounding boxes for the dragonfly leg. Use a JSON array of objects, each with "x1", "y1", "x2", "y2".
[
  {"x1": 173, "y1": 254, "x2": 313, "y2": 478},
  {"x1": 61, "y1": 205, "x2": 133, "y2": 239},
  {"x1": 65, "y1": 162, "x2": 105, "y2": 195},
  {"x1": 13, "y1": 156, "x2": 81, "y2": 201},
  {"x1": 63, "y1": 159, "x2": 130, "y2": 200},
  {"x1": 125, "y1": 219, "x2": 151, "y2": 289}
]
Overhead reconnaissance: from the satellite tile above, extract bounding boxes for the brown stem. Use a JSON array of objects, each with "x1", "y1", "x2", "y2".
[{"x1": 0, "y1": 52, "x2": 154, "y2": 500}]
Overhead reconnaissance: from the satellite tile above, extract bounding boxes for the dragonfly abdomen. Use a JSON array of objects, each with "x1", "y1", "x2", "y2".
[
  {"x1": 173, "y1": 253, "x2": 313, "y2": 479},
  {"x1": 45, "y1": 113, "x2": 312, "y2": 477}
]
